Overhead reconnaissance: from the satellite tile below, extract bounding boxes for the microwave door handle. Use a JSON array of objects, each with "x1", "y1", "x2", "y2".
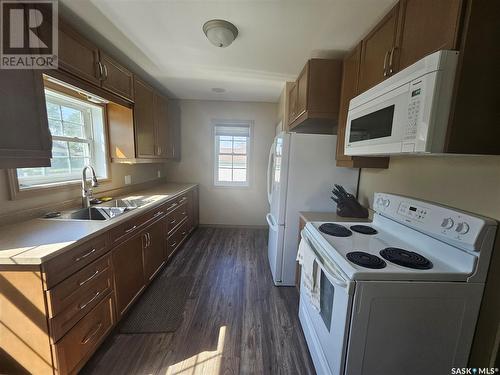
[{"x1": 383, "y1": 50, "x2": 389, "y2": 77}]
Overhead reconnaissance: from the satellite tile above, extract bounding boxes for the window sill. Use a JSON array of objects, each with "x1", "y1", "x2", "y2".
[{"x1": 7, "y1": 169, "x2": 111, "y2": 200}]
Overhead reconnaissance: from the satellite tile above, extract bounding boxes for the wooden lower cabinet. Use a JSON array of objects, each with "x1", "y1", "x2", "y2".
[
  {"x1": 112, "y1": 234, "x2": 145, "y2": 317},
  {"x1": 0, "y1": 187, "x2": 198, "y2": 375},
  {"x1": 143, "y1": 220, "x2": 166, "y2": 281},
  {"x1": 53, "y1": 294, "x2": 115, "y2": 375}
]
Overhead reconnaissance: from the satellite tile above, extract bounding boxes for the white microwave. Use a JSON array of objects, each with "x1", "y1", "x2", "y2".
[{"x1": 344, "y1": 50, "x2": 459, "y2": 156}]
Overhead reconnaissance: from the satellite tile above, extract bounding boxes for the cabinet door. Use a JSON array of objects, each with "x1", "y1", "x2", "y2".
[
  {"x1": 335, "y1": 44, "x2": 390, "y2": 169},
  {"x1": 358, "y1": 3, "x2": 401, "y2": 92},
  {"x1": 112, "y1": 235, "x2": 145, "y2": 316},
  {"x1": 398, "y1": 0, "x2": 463, "y2": 70},
  {"x1": 336, "y1": 44, "x2": 362, "y2": 163},
  {"x1": 154, "y1": 93, "x2": 169, "y2": 158},
  {"x1": 134, "y1": 78, "x2": 156, "y2": 158},
  {"x1": 143, "y1": 221, "x2": 166, "y2": 281},
  {"x1": 58, "y1": 20, "x2": 101, "y2": 86},
  {"x1": 287, "y1": 82, "x2": 298, "y2": 124},
  {"x1": 296, "y1": 63, "x2": 309, "y2": 118},
  {"x1": 100, "y1": 52, "x2": 134, "y2": 101},
  {"x1": 0, "y1": 70, "x2": 52, "y2": 168}
]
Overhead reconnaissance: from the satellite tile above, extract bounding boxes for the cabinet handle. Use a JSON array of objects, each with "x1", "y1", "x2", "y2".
[
  {"x1": 388, "y1": 47, "x2": 396, "y2": 75},
  {"x1": 383, "y1": 50, "x2": 390, "y2": 77},
  {"x1": 154, "y1": 211, "x2": 164, "y2": 218},
  {"x1": 78, "y1": 291, "x2": 100, "y2": 310},
  {"x1": 147, "y1": 233, "x2": 151, "y2": 247},
  {"x1": 75, "y1": 248, "x2": 96, "y2": 262},
  {"x1": 179, "y1": 197, "x2": 187, "y2": 203},
  {"x1": 97, "y1": 62, "x2": 104, "y2": 79},
  {"x1": 103, "y1": 63, "x2": 108, "y2": 80},
  {"x1": 170, "y1": 219, "x2": 177, "y2": 225},
  {"x1": 167, "y1": 203, "x2": 178, "y2": 211},
  {"x1": 78, "y1": 270, "x2": 100, "y2": 286},
  {"x1": 81, "y1": 322, "x2": 102, "y2": 345},
  {"x1": 170, "y1": 241, "x2": 177, "y2": 248},
  {"x1": 125, "y1": 225, "x2": 137, "y2": 233},
  {"x1": 181, "y1": 231, "x2": 186, "y2": 236}
]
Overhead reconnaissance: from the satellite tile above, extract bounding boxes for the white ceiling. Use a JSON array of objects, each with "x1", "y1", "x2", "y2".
[{"x1": 61, "y1": 0, "x2": 397, "y2": 103}]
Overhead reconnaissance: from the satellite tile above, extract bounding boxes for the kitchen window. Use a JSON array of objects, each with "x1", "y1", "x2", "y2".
[
  {"x1": 213, "y1": 121, "x2": 252, "y2": 187},
  {"x1": 16, "y1": 88, "x2": 108, "y2": 190}
]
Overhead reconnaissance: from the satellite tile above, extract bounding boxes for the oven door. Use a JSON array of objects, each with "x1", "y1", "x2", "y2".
[
  {"x1": 298, "y1": 232, "x2": 354, "y2": 375},
  {"x1": 344, "y1": 81, "x2": 412, "y2": 156}
]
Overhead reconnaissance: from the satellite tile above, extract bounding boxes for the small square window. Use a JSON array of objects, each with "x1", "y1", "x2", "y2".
[{"x1": 214, "y1": 122, "x2": 252, "y2": 187}]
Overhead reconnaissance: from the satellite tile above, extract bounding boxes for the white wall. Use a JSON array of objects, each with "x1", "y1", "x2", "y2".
[{"x1": 165, "y1": 100, "x2": 277, "y2": 226}]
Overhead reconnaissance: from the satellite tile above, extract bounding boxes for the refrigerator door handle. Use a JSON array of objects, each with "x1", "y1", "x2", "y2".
[
  {"x1": 266, "y1": 213, "x2": 277, "y2": 230},
  {"x1": 266, "y1": 142, "x2": 274, "y2": 205}
]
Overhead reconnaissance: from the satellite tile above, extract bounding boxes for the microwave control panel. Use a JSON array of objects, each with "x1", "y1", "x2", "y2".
[{"x1": 405, "y1": 82, "x2": 423, "y2": 141}]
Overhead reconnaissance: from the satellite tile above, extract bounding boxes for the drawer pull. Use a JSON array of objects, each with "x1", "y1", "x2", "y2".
[
  {"x1": 125, "y1": 225, "x2": 137, "y2": 233},
  {"x1": 181, "y1": 211, "x2": 186, "y2": 215},
  {"x1": 78, "y1": 291, "x2": 100, "y2": 310},
  {"x1": 75, "y1": 248, "x2": 96, "y2": 262},
  {"x1": 170, "y1": 242, "x2": 177, "y2": 248},
  {"x1": 79, "y1": 270, "x2": 100, "y2": 286},
  {"x1": 81, "y1": 322, "x2": 102, "y2": 345},
  {"x1": 170, "y1": 219, "x2": 177, "y2": 225},
  {"x1": 167, "y1": 203, "x2": 178, "y2": 211},
  {"x1": 181, "y1": 231, "x2": 186, "y2": 236},
  {"x1": 154, "y1": 211, "x2": 164, "y2": 218},
  {"x1": 179, "y1": 197, "x2": 187, "y2": 203}
]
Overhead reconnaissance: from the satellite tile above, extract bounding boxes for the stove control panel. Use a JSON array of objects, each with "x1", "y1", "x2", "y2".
[{"x1": 373, "y1": 192, "x2": 496, "y2": 252}]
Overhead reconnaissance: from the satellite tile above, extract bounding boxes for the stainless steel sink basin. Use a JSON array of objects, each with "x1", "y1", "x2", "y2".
[{"x1": 50, "y1": 206, "x2": 135, "y2": 221}]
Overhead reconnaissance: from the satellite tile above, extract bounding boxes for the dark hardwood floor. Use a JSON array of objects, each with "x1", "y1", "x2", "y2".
[{"x1": 81, "y1": 227, "x2": 315, "y2": 375}]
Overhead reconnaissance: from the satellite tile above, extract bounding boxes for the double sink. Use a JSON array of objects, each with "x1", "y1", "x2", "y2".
[{"x1": 51, "y1": 197, "x2": 153, "y2": 221}]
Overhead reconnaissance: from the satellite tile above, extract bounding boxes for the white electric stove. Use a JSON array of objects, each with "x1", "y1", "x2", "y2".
[{"x1": 298, "y1": 193, "x2": 497, "y2": 375}]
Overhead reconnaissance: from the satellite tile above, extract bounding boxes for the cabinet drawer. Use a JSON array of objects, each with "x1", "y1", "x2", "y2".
[
  {"x1": 53, "y1": 294, "x2": 115, "y2": 375},
  {"x1": 46, "y1": 254, "x2": 111, "y2": 317},
  {"x1": 176, "y1": 193, "x2": 189, "y2": 206},
  {"x1": 109, "y1": 206, "x2": 166, "y2": 245},
  {"x1": 49, "y1": 268, "x2": 112, "y2": 342},
  {"x1": 167, "y1": 218, "x2": 189, "y2": 257},
  {"x1": 167, "y1": 202, "x2": 188, "y2": 234},
  {"x1": 43, "y1": 234, "x2": 109, "y2": 289}
]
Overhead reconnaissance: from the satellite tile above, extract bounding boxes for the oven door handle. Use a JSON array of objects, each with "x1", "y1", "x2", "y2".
[{"x1": 301, "y1": 229, "x2": 348, "y2": 288}]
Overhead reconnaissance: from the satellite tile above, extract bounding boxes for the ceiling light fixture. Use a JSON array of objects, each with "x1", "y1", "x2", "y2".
[{"x1": 203, "y1": 19, "x2": 238, "y2": 48}]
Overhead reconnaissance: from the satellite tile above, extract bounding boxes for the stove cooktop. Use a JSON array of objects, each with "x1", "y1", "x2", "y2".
[{"x1": 305, "y1": 219, "x2": 476, "y2": 281}]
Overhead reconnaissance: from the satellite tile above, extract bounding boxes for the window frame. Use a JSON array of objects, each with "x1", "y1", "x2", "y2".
[
  {"x1": 213, "y1": 120, "x2": 253, "y2": 188},
  {"x1": 7, "y1": 80, "x2": 112, "y2": 200}
]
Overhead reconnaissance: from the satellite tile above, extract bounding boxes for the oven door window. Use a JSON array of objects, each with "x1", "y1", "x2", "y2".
[
  {"x1": 320, "y1": 270, "x2": 334, "y2": 331},
  {"x1": 349, "y1": 105, "x2": 395, "y2": 142}
]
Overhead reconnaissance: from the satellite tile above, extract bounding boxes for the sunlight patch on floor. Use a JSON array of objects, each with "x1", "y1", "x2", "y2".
[{"x1": 165, "y1": 326, "x2": 226, "y2": 375}]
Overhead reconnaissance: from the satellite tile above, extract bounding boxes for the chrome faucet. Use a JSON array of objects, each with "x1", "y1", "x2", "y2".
[{"x1": 82, "y1": 165, "x2": 99, "y2": 208}]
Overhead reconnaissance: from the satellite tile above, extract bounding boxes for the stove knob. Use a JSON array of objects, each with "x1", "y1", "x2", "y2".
[
  {"x1": 455, "y1": 222, "x2": 470, "y2": 235},
  {"x1": 441, "y1": 218, "x2": 454, "y2": 229},
  {"x1": 383, "y1": 199, "x2": 390, "y2": 207},
  {"x1": 376, "y1": 197, "x2": 384, "y2": 207}
]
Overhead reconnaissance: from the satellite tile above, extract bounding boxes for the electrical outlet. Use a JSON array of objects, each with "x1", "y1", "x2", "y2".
[
  {"x1": 124, "y1": 175, "x2": 132, "y2": 185},
  {"x1": 157, "y1": 169, "x2": 161, "y2": 178}
]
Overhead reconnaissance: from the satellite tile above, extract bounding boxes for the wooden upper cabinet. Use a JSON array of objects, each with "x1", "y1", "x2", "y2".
[
  {"x1": 0, "y1": 70, "x2": 52, "y2": 168},
  {"x1": 295, "y1": 64, "x2": 309, "y2": 119},
  {"x1": 134, "y1": 78, "x2": 156, "y2": 158},
  {"x1": 100, "y1": 52, "x2": 134, "y2": 101},
  {"x1": 154, "y1": 93, "x2": 170, "y2": 158},
  {"x1": 288, "y1": 59, "x2": 342, "y2": 134},
  {"x1": 58, "y1": 20, "x2": 101, "y2": 86},
  {"x1": 358, "y1": 3, "x2": 401, "y2": 92},
  {"x1": 335, "y1": 44, "x2": 389, "y2": 169},
  {"x1": 397, "y1": 0, "x2": 463, "y2": 70},
  {"x1": 112, "y1": 234, "x2": 145, "y2": 317},
  {"x1": 288, "y1": 82, "x2": 298, "y2": 122}
]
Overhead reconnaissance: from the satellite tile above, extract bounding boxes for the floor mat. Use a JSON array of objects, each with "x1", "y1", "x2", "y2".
[{"x1": 119, "y1": 275, "x2": 193, "y2": 334}]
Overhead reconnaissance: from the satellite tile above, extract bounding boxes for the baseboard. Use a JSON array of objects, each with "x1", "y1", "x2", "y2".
[{"x1": 199, "y1": 223, "x2": 268, "y2": 229}]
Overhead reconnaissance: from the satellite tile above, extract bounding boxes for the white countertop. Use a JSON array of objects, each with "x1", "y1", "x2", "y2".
[{"x1": 0, "y1": 183, "x2": 197, "y2": 266}]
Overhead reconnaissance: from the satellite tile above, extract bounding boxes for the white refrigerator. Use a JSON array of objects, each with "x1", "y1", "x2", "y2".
[{"x1": 266, "y1": 132, "x2": 359, "y2": 286}]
